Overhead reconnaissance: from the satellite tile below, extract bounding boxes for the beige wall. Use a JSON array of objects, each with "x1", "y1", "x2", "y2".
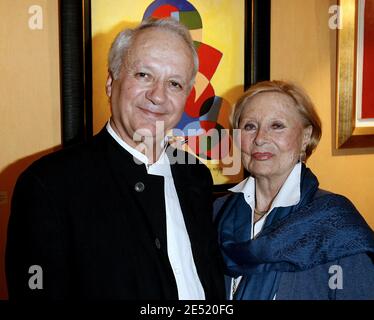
[
  {"x1": 271, "y1": 0, "x2": 374, "y2": 228},
  {"x1": 0, "y1": 0, "x2": 61, "y2": 299}
]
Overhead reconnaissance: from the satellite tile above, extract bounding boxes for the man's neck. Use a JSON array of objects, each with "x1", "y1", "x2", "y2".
[{"x1": 109, "y1": 119, "x2": 165, "y2": 164}]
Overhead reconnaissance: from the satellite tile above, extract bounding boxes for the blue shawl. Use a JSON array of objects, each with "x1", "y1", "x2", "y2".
[{"x1": 215, "y1": 165, "x2": 374, "y2": 300}]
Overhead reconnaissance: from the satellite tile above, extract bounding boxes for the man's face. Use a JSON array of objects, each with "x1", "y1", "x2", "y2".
[{"x1": 107, "y1": 27, "x2": 194, "y2": 147}]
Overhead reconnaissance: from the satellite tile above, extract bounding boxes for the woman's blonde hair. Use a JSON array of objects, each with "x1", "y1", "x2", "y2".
[{"x1": 232, "y1": 80, "x2": 322, "y2": 160}]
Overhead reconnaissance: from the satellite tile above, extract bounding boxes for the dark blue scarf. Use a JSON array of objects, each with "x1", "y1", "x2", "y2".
[{"x1": 216, "y1": 165, "x2": 374, "y2": 299}]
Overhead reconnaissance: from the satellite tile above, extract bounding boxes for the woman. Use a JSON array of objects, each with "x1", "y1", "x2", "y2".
[{"x1": 215, "y1": 80, "x2": 374, "y2": 300}]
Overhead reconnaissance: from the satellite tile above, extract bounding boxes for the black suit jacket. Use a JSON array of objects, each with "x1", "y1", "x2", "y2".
[{"x1": 6, "y1": 129, "x2": 225, "y2": 299}]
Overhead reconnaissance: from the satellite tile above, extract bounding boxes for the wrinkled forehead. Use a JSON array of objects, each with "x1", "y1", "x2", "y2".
[
  {"x1": 255, "y1": 91, "x2": 295, "y2": 105},
  {"x1": 131, "y1": 27, "x2": 191, "y2": 56},
  {"x1": 241, "y1": 91, "x2": 305, "y2": 122},
  {"x1": 124, "y1": 27, "x2": 194, "y2": 78}
]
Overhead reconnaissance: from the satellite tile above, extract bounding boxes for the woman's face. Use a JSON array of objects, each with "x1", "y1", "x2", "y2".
[{"x1": 239, "y1": 92, "x2": 312, "y2": 182}]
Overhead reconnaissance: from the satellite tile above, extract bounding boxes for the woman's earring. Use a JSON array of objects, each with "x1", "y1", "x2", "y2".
[{"x1": 299, "y1": 150, "x2": 306, "y2": 163}]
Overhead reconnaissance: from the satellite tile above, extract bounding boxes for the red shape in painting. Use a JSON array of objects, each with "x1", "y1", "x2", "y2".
[
  {"x1": 185, "y1": 84, "x2": 215, "y2": 118},
  {"x1": 152, "y1": 5, "x2": 178, "y2": 18},
  {"x1": 197, "y1": 43, "x2": 223, "y2": 80}
]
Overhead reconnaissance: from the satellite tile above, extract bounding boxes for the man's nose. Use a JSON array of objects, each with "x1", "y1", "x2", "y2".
[
  {"x1": 146, "y1": 81, "x2": 166, "y2": 105},
  {"x1": 254, "y1": 127, "x2": 268, "y2": 146}
]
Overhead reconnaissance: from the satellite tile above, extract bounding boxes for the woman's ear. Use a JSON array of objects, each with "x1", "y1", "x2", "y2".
[
  {"x1": 302, "y1": 125, "x2": 313, "y2": 150},
  {"x1": 106, "y1": 72, "x2": 113, "y2": 98}
]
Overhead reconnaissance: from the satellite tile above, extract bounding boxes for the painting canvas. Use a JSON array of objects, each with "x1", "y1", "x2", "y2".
[{"x1": 90, "y1": 0, "x2": 245, "y2": 185}]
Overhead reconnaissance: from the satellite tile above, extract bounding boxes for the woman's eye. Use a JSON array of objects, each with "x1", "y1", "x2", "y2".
[
  {"x1": 271, "y1": 122, "x2": 285, "y2": 129},
  {"x1": 243, "y1": 123, "x2": 256, "y2": 131}
]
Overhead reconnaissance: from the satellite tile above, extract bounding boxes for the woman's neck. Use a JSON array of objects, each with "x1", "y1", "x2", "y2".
[{"x1": 254, "y1": 174, "x2": 289, "y2": 213}]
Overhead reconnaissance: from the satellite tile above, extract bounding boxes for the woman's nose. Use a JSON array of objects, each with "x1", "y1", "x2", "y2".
[{"x1": 254, "y1": 127, "x2": 268, "y2": 146}]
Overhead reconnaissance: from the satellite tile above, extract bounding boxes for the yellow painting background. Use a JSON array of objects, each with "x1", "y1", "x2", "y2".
[{"x1": 91, "y1": 0, "x2": 245, "y2": 184}]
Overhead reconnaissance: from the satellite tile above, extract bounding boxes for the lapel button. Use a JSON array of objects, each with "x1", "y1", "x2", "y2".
[
  {"x1": 134, "y1": 182, "x2": 145, "y2": 192},
  {"x1": 155, "y1": 238, "x2": 161, "y2": 249}
]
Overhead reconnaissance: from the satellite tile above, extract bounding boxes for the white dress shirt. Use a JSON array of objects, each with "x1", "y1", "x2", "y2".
[
  {"x1": 228, "y1": 162, "x2": 302, "y2": 299},
  {"x1": 106, "y1": 121, "x2": 205, "y2": 300}
]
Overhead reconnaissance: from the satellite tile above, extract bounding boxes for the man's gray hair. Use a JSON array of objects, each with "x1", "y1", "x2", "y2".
[{"x1": 108, "y1": 17, "x2": 199, "y2": 90}]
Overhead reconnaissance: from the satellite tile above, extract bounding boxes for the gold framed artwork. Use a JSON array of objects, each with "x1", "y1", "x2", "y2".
[{"x1": 336, "y1": 0, "x2": 374, "y2": 148}]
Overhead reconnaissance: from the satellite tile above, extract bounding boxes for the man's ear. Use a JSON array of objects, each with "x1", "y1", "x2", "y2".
[{"x1": 106, "y1": 72, "x2": 114, "y2": 98}]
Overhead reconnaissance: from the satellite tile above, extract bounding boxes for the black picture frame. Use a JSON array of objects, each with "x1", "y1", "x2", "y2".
[
  {"x1": 59, "y1": 1, "x2": 270, "y2": 187},
  {"x1": 59, "y1": 0, "x2": 92, "y2": 147}
]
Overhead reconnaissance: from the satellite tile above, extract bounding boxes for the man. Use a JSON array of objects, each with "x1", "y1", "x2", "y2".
[{"x1": 6, "y1": 18, "x2": 225, "y2": 299}]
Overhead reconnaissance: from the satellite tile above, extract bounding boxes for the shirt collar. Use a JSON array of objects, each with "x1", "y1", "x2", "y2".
[
  {"x1": 229, "y1": 176, "x2": 255, "y2": 206},
  {"x1": 106, "y1": 121, "x2": 172, "y2": 177},
  {"x1": 229, "y1": 162, "x2": 302, "y2": 209}
]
